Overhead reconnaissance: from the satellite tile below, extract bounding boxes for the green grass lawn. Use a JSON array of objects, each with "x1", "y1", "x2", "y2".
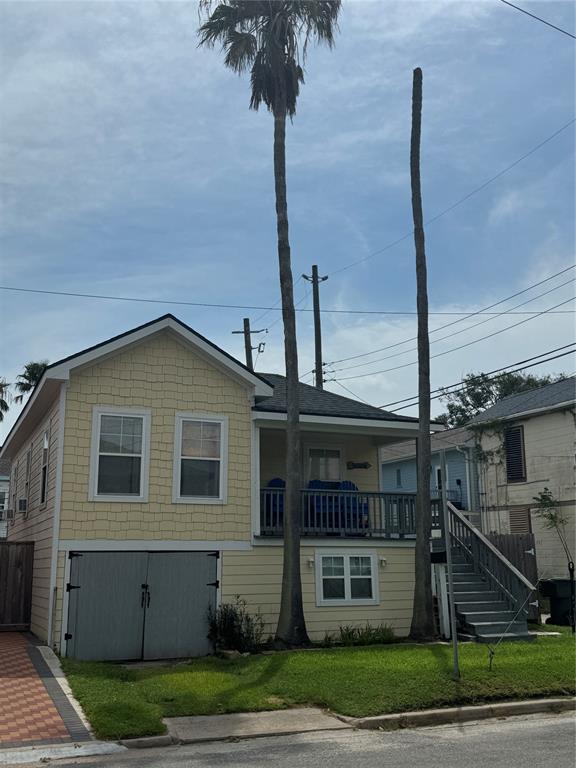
[{"x1": 61, "y1": 632, "x2": 576, "y2": 741}]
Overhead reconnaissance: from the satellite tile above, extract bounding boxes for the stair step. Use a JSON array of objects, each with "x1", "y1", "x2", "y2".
[
  {"x1": 452, "y1": 582, "x2": 493, "y2": 592},
  {"x1": 452, "y1": 573, "x2": 483, "y2": 582},
  {"x1": 458, "y1": 610, "x2": 517, "y2": 622},
  {"x1": 454, "y1": 591, "x2": 501, "y2": 603},
  {"x1": 452, "y1": 564, "x2": 474, "y2": 574},
  {"x1": 465, "y1": 621, "x2": 528, "y2": 634},
  {"x1": 452, "y1": 577, "x2": 488, "y2": 584},
  {"x1": 475, "y1": 632, "x2": 535, "y2": 643},
  {"x1": 455, "y1": 601, "x2": 510, "y2": 612}
]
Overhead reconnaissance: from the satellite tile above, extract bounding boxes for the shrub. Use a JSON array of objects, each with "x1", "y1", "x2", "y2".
[
  {"x1": 337, "y1": 622, "x2": 396, "y2": 646},
  {"x1": 208, "y1": 596, "x2": 265, "y2": 653}
]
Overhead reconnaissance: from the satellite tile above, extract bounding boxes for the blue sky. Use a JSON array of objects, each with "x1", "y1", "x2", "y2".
[{"x1": 1, "y1": 0, "x2": 574, "y2": 439}]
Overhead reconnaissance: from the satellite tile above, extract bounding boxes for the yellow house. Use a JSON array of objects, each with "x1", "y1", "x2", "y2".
[{"x1": 0, "y1": 315, "x2": 429, "y2": 660}]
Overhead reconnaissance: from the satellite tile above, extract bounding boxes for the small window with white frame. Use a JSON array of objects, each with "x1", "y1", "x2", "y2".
[
  {"x1": 173, "y1": 413, "x2": 228, "y2": 503},
  {"x1": 40, "y1": 430, "x2": 49, "y2": 505},
  {"x1": 315, "y1": 551, "x2": 379, "y2": 606},
  {"x1": 90, "y1": 407, "x2": 150, "y2": 501}
]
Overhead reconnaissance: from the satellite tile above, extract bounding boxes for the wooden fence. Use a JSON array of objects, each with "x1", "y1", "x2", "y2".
[
  {"x1": 487, "y1": 533, "x2": 539, "y2": 621},
  {"x1": 0, "y1": 542, "x2": 34, "y2": 630}
]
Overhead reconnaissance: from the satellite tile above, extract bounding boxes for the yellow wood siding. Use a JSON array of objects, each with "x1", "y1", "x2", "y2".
[
  {"x1": 221, "y1": 544, "x2": 415, "y2": 640},
  {"x1": 6, "y1": 397, "x2": 60, "y2": 641},
  {"x1": 59, "y1": 331, "x2": 253, "y2": 542},
  {"x1": 260, "y1": 430, "x2": 380, "y2": 491}
]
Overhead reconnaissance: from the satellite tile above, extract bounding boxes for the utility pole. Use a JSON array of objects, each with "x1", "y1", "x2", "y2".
[
  {"x1": 302, "y1": 265, "x2": 328, "y2": 389},
  {"x1": 232, "y1": 318, "x2": 266, "y2": 371}
]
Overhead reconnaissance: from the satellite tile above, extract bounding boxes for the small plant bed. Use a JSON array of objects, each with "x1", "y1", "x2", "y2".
[{"x1": 62, "y1": 633, "x2": 576, "y2": 741}]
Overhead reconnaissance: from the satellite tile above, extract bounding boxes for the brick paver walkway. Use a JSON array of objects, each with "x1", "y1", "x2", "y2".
[{"x1": 0, "y1": 633, "x2": 71, "y2": 747}]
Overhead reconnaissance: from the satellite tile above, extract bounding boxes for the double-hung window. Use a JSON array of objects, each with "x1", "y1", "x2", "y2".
[
  {"x1": 307, "y1": 447, "x2": 341, "y2": 483},
  {"x1": 315, "y1": 551, "x2": 379, "y2": 606},
  {"x1": 90, "y1": 407, "x2": 150, "y2": 501},
  {"x1": 174, "y1": 413, "x2": 228, "y2": 503}
]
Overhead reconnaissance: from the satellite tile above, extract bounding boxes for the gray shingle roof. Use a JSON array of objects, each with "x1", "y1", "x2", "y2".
[
  {"x1": 470, "y1": 376, "x2": 576, "y2": 425},
  {"x1": 254, "y1": 373, "x2": 418, "y2": 422},
  {"x1": 380, "y1": 426, "x2": 474, "y2": 462}
]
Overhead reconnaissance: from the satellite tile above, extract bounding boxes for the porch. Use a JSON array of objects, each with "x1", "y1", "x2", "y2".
[{"x1": 259, "y1": 486, "x2": 442, "y2": 539}]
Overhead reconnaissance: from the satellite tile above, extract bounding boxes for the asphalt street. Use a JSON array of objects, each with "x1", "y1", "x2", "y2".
[{"x1": 17, "y1": 712, "x2": 576, "y2": 768}]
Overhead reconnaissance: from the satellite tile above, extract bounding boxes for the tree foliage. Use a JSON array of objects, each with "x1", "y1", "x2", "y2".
[
  {"x1": 0, "y1": 378, "x2": 10, "y2": 422},
  {"x1": 14, "y1": 360, "x2": 49, "y2": 403},
  {"x1": 437, "y1": 371, "x2": 566, "y2": 428},
  {"x1": 198, "y1": 0, "x2": 341, "y2": 647}
]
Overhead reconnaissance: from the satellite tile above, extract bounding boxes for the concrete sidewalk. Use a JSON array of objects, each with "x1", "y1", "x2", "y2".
[{"x1": 164, "y1": 708, "x2": 351, "y2": 745}]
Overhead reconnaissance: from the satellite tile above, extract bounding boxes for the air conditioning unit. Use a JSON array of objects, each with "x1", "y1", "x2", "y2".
[
  {"x1": 1, "y1": 508, "x2": 15, "y2": 521},
  {"x1": 18, "y1": 499, "x2": 27, "y2": 513}
]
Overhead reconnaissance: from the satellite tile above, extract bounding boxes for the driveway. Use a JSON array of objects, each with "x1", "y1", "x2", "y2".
[{"x1": 0, "y1": 633, "x2": 89, "y2": 748}]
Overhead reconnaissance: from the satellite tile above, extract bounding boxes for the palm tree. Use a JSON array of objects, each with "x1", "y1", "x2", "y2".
[
  {"x1": 0, "y1": 378, "x2": 10, "y2": 422},
  {"x1": 198, "y1": 0, "x2": 341, "y2": 646},
  {"x1": 409, "y1": 68, "x2": 435, "y2": 639},
  {"x1": 14, "y1": 361, "x2": 48, "y2": 404}
]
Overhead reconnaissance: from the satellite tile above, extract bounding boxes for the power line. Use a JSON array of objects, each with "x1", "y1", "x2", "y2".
[
  {"x1": 331, "y1": 118, "x2": 575, "y2": 276},
  {"x1": 386, "y1": 349, "x2": 576, "y2": 413},
  {"x1": 499, "y1": 0, "x2": 576, "y2": 40},
  {"x1": 2, "y1": 282, "x2": 572, "y2": 317},
  {"x1": 330, "y1": 379, "x2": 372, "y2": 405},
  {"x1": 332, "y1": 276, "x2": 575, "y2": 374},
  {"x1": 336, "y1": 296, "x2": 575, "y2": 381},
  {"x1": 327, "y1": 264, "x2": 575, "y2": 366},
  {"x1": 377, "y1": 343, "x2": 576, "y2": 409}
]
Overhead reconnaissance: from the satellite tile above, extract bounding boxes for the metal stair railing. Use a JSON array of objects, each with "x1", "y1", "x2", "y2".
[{"x1": 447, "y1": 501, "x2": 535, "y2": 615}]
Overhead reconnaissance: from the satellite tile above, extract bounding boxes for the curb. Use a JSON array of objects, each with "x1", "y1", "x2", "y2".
[
  {"x1": 118, "y1": 697, "x2": 576, "y2": 748},
  {"x1": 121, "y1": 735, "x2": 174, "y2": 749},
  {"x1": 346, "y1": 696, "x2": 576, "y2": 731}
]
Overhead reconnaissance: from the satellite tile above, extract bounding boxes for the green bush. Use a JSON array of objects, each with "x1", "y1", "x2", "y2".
[
  {"x1": 337, "y1": 623, "x2": 396, "y2": 646},
  {"x1": 208, "y1": 596, "x2": 265, "y2": 653}
]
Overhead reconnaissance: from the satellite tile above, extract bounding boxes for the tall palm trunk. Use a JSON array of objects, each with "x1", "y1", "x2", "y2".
[
  {"x1": 273, "y1": 93, "x2": 309, "y2": 646},
  {"x1": 409, "y1": 68, "x2": 435, "y2": 640}
]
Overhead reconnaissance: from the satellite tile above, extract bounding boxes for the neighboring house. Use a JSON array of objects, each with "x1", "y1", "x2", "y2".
[
  {"x1": 380, "y1": 427, "x2": 480, "y2": 523},
  {"x1": 470, "y1": 377, "x2": 576, "y2": 578},
  {"x1": 0, "y1": 314, "x2": 442, "y2": 661},
  {"x1": 0, "y1": 457, "x2": 9, "y2": 538}
]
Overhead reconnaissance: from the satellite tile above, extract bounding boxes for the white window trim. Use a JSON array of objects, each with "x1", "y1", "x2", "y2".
[
  {"x1": 89, "y1": 406, "x2": 151, "y2": 503},
  {"x1": 315, "y1": 549, "x2": 379, "y2": 607},
  {"x1": 304, "y1": 443, "x2": 344, "y2": 484},
  {"x1": 172, "y1": 412, "x2": 228, "y2": 504},
  {"x1": 40, "y1": 427, "x2": 50, "y2": 508}
]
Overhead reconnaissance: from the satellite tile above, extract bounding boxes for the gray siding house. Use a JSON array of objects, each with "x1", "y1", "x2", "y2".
[{"x1": 380, "y1": 427, "x2": 480, "y2": 520}]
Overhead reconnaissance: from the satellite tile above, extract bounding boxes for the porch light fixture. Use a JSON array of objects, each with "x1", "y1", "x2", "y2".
[
  {"x1": 379, "y1": 558, "x2": 387, "y2": 568},
  {"x1": 308, "y1": 558, "x2": 315, "y2": 568}
]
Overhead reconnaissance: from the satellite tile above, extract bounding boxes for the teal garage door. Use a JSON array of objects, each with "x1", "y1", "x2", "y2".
[{"x1": 66, "y1": 551, "x2": 218, "y2": 661}]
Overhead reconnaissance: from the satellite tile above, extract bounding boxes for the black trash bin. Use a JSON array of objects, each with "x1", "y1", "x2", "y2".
[{"x1": 539, "y1": 579, "x2": 575, "y2": 626}]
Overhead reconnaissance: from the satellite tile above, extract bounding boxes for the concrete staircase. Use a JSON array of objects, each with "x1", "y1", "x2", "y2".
[{"x1": 451, "y1": 551, "x2": 533, "y2": 643}]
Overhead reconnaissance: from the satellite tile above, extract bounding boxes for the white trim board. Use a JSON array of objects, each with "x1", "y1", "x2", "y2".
[
  {"x1": 57, "y1": 539, "x2": 252, "y2": 552},
  {"x1": 47, "y1": 317, "x2": 272, "y2": 396},
  {"x1": 253, "y1": 411, "x2": 426, "y2": 432},
  {"x1": 47, "y1": 382, "x2": 68, "y2": 648},
  {"x1": 253, "y1": 537, "x2": 416, "y2": 548}
]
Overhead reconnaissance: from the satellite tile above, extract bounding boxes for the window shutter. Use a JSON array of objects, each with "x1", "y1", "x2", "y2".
[{"x1": 504, "y1": 426, "x2": 526, "y2": 483}]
